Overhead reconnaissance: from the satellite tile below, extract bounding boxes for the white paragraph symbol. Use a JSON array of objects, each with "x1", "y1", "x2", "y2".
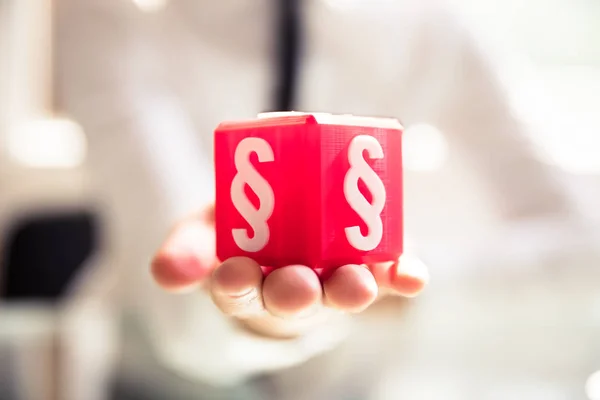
[
  {"x1": 343, "y1": 135, "x2": 387, "y2": 251},
  {"x1": 230, "y1": 137, "x2": 275, "y2": 252}
]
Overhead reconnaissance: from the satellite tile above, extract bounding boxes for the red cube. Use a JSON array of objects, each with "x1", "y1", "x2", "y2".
[{"x1": 214, "y1": 112, "x2": 403, "y2": 270}]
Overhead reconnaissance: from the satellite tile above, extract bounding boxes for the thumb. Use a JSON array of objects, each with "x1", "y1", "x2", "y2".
[{"x1": 151, "y1": 210, "x2": 218, "y2": 292}]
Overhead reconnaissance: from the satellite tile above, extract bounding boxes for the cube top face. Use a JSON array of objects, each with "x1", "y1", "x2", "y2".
[
  {"x1": 214, "y1": 112, "x2": 403, "y2": 270},
  {"x1": 218, "y1": 111, "x2": 403, "y2": 131}
]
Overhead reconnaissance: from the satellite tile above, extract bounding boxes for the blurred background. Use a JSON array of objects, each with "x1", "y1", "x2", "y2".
[{"x1": 1, "y1": 0, "x2": 599, "y2": 399}]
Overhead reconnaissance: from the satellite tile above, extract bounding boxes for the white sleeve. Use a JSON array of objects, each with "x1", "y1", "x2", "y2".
[
  {"x1": 405, "y1": 5, "x2": 572, "y2": 220},
  {"x1": 61, "y1": 251, "x2": 353, "y2": 394},
  {"x1": 145, "y1": 291, "x2": 353, "y2": 387}
]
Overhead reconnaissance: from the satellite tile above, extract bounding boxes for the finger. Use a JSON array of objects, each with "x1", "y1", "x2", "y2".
[
  {"x1": 323, "y1": 265, "x2": 378, "y2": 313},
  {"x1": 151, "y1": 216, "x2": 217, "y2": 292},
  {"x1": 210, "y1": 257, "x2": 265, "y2": 318},
  {"x1": 262, "y1": 265, "x2": 322, "y2": 318},
  {"x1": 369, "y1": 254, "x2": 429, "y2": 298}
]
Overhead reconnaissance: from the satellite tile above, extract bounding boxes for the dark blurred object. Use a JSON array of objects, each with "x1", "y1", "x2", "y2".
[
  {"x1": 273, "y1": 0, "x2": 302, "y2": 111},
  {"x1": 1, "y1": 210, "x2": 99, "y2": 302},
  {"x1": 0, "y1": 347, "x2": 18, "y2": 400}
]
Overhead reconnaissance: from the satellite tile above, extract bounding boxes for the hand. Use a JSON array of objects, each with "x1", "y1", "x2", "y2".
[{"x1": 151, "y1": 205, "x2": 429, "y2": 339}]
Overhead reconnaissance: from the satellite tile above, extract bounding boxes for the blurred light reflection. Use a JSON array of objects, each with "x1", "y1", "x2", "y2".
[
  {"x1": 131, "y1": 0, "x2": 168, "y2": 13},
  {"x1": 8, "y1": 117, "x2": 87, "y2": 168}
]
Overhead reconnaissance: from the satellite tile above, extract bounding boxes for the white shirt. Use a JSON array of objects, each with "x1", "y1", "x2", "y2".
[{"x1": 54, "y1": 0, "x2": 572, "y2": 398}]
